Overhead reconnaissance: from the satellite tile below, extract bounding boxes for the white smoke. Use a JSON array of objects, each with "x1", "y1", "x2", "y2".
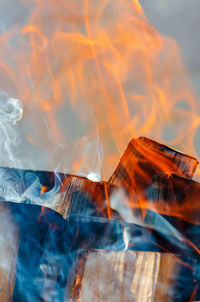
[
  {"x1": 0, "y1": 91, "x2": 23, "y2": 166},
  {"x1": 77, "y1": 130, "x2": 103, "y2": 181},
  {"x1": 0, "y1": 93, "x2": 62, "y2": 208},
  {"x1": 110, "y1": 188, "x2": 185, "y2": 249}
]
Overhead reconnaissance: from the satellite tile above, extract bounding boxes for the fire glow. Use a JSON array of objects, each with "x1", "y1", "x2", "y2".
[
  {"x1": 0, "y1": 0, "x2": 200, "y2": 301},
  {"x1": 0, "y1": 0, "x2": 199, "y2": 177}
]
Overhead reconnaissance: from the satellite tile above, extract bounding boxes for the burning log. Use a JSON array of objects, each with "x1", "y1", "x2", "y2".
[
  {"x1": 109, "y1": 137, "x2": 198, "y2": 220},
  {"x1": 109, "y1": 136, "x2": 198, "y2": 191},
  {"x1": 0, "y1": 137, "x2": 199, "y2": 301},
  {"x1": 0, "y1": 137, "x2": 198, "y2": 221}
]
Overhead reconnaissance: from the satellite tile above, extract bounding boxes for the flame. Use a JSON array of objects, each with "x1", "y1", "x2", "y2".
[
  {"x1": 1, "y1": 2, "x2": 200, "y2": 299},
  {"x1": 1, "y1": 0, "x2": 200, "y2": 276},
  {"x1": 40, "y1": 185, "x2": 49, "y2": 195},
  {"x1": 0, "y1": 0, "x2": 199, "y2": 179}
]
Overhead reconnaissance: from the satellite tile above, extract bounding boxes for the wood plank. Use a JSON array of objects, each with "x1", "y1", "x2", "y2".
[
  {"x1": 67, "y1": 250, "x2": 190, "y2": 302},
  {"x1": 0, "y1": 202, "x2": 18, "y2": 302}
]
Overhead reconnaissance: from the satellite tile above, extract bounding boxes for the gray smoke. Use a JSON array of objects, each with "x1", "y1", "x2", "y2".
[{"x1": 0, "y1": 92, "x2": 23, "y2": 166}]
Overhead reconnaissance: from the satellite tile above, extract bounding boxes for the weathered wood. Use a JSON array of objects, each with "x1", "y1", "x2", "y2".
[
  {"x1": 0, "y1": 200, "x2": 196, "y2": 301},
  {"x1": 0, "y1": 202, "x2": 18, "y2": 302},
  {"x1": 0, "y1": 167, "x2": 116, "y2": 220},
  {"x1": 56, "y1": 174, "x2": 115, "y2": 219},
  {"x1": 67, "y1": 250, "x2": 193, "y2": 302}
]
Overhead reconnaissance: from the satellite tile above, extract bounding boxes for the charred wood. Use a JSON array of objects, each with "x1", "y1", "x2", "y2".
[
  {"x1": 109, "y1": 136, "x2": 198, "y2": 192},
  {"x1": 108, "y1": 137, "x2": 198, "y2": 220}
]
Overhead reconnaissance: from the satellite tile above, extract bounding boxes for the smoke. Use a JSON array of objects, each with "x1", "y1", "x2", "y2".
[
  {"x1": 110, "y1": 188, "x2": 186, "y2": 250},
  {"x1": 0, "y1": 92, "x2": 58, "y2": 207},
  {"x1": 0, "y1": 92, "x2": 24, "y2": 202},
  {"x1": 0, "y1": 92, "x2": 23, "y2": 167},
  {"x1": 76, "y1": 130, "x2": 103, "y2": 181}
]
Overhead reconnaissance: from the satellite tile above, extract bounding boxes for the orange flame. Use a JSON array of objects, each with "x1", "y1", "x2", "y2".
[{"x1": 1, "y1": 0, "x2": 199, "y2": 180}]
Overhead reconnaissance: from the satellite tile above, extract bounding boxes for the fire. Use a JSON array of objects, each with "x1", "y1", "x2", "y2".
[
  {"x1": 0, "y1": 0, "x2": 199, "y2": 180},
  {"x1": 1, "y1": 1, "x2": 200, "y2": 300},
  {"x1": 40, "y1": 185, "x2": 49, "y2": 195}
]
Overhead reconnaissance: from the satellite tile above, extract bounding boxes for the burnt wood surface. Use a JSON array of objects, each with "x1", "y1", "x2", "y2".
[
  {"x1": 108, "y1": 137, "x2": 198, "y2": 220},
  {"x1": 109, "y1": 136, "x2": 198, "y2": 191}
]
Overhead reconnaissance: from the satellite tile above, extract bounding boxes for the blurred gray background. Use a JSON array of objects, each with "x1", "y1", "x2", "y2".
[{"x1": 141, "y1": 0, "x2": 200, "y2": 98}]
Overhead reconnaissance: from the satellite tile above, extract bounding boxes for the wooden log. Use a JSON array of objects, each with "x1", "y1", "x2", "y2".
[
  {"x1": 145, "y1": 174, "x2": 200, "y2": 259},
  {"x1": 0, "y1": 137, "x2": 199, "y2": 301},
  {"x1": 108, "y1": 137, "x2": 198, "y2": 219},
  {"x1": 0, "y1": 137, "x2": 198, "y2": 221},
  {"x1": 0, "y1": 202, "x2": 18, "y2": 302},
  {"x1": 109, "y1": 136, "x2": 198, "y2": 193},
  {"x1": 0, "y1": 167, "x2": 117, "y2": 220},
  {"x1": 145, "y1": 174, "x2": 200, "y2": 300},
  {"x1": 145, "y1": 174, "x2": 200, "y2": 226},
  {"x1": 0, "y1": 200, "x2": 196, "y2": 301},
  {"x1": 67, "y1": 250, "x2": 194, "y2": 302},
  {"x1": 56, "y1": 174, "x2": 115, "y2": 219}
]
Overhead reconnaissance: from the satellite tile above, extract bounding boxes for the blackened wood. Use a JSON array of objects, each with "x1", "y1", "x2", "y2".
[
  {"x1": 109, "y1": 136, "x2": 198, "y2": 192},
  {"x1": 145, "y1": 173, "x2": 200, "y2": 262},
  {"x1": 108, "y1": 137, "x2": 198, "y2": 219},
  {"x1": 146, "y1": 174, "x2": 200, "y2": 226},
  {"x1": 0, "y1": 136, "x2": 199, "y2": 301},
  {"x1": 145, "y1": 174, "x2": 200, "y2": 300}
]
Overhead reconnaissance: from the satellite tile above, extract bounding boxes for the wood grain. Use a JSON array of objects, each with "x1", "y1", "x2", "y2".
[{"x1": 68, "y1": 250, "x2": 181, "y2": 302}]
